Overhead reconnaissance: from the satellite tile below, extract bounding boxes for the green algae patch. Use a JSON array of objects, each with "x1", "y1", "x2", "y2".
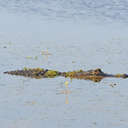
[
  {"x1": 5, "y1": 67, "x2": 59, "y2": 78},
  {"x1": 23, "y1": 68, "x2": 60, "y2": 78},
  {"x1": 44, "y1": 70, "x2": 59, "y2": 78},
  {"x1": 23, "y1": 67, "x2": 44, "y2": 71},
  {"x1": 64, "y1": 70, "x2": 84, "y2": 78}
]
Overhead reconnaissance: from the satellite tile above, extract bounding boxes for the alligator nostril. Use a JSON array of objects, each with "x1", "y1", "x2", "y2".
[{"x1": 122, "y1": 74, "x2": 128, "y2": 78}]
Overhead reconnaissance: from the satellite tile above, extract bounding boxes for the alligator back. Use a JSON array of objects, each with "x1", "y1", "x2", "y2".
[{"x1": 4, "y1": 68, "x2": 59, "y2": 79}]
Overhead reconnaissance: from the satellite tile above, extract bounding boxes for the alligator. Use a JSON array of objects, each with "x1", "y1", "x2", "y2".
[{"x1": 4, "y1": 68, "x2": 128, "y2": 82}]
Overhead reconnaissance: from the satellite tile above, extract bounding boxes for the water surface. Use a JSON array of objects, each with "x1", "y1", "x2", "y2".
[{"x1": 1, "y1": 0, "x2": 128, "y2": 128}]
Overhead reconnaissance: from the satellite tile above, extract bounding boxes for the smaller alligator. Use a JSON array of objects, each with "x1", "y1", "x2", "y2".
[{"x1": 4, "y1": 68, "x2": 128, "y2": 82}]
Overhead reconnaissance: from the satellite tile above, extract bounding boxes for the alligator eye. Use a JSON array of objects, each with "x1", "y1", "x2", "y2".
[
  {"x1": 93, "y1": 69, "x2": 102, "y2": 74},
  {"x1": 95, "y1": 68, "x2": 102, "y2": 72}
]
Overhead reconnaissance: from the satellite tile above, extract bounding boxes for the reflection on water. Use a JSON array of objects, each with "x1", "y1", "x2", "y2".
[
  {"x1": 41, "y1": 49, "x2": 52, "y2": 59},
  {"x1": 56, "y1": 80, "x2": 71, "y2": 104},
  {"x1": 64, "y1": 80, "x2": 70, "y2": 104}
]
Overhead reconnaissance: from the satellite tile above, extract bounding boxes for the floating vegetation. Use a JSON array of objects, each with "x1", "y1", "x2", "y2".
[
  {"x1": 41, "y1": 50, "x2": 51, "y2": 56},
  {"x1": 4, "y1": 68, "x2": 128, "y2": 82},
  {"x1": 26, "y1": 56, "x2": 33, "y2": 59},
  {"x1": 26, "y1": 56, "x2": 38, "y2": 60},
  {"x1": 34, "y1": 56, "x2": 38, "y2": 60}
]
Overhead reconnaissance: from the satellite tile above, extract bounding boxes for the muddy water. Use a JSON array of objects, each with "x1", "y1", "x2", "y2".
[{"x1": 1, "y1": 1, "x2": 128, "y2": 128}]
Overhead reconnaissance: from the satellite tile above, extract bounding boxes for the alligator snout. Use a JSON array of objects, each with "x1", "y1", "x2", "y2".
[{"x1": 115, "y1": 74, "x2": 128, "y2": 78}]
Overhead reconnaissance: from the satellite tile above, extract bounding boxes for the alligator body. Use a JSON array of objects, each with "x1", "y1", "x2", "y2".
[{"x1": 4, "y1": 68, "x2": 128, "y2": 82}]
